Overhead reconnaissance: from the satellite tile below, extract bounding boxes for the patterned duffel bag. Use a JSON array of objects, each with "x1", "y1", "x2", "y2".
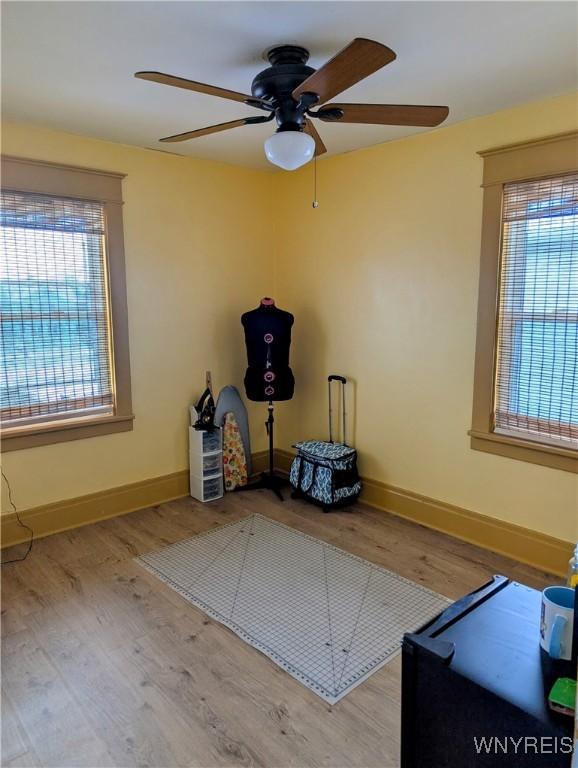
[{"x1": 290, "y1": 439, "x2": 361, "y2": 511}]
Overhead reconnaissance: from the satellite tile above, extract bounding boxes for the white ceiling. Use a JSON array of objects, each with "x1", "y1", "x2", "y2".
[{"x1": 2, "y1": 1, "x2": 577, "y2": 171}]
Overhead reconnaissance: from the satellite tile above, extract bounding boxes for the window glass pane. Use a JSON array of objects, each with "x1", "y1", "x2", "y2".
[
  {"x1": 0, "y1": 191, "x2": 114, "y2": 425},
  {"x1": 494, "y1": 174, "x2": 578, "y2": 446},
  {"x1": 509, "y1": 320, "x2": 577, "y2": 424}
]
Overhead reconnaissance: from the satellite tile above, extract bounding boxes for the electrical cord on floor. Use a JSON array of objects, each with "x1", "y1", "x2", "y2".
[{"x1": 1, "y1": 469, "x2": 33, "y2": 564}]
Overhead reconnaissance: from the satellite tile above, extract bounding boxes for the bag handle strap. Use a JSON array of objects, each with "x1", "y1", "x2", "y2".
[
  {"x1": 328, "y1": 375, "x2": 347, "y2": 445},
  {"x1": 297, "y1": 456, "x2": 318, "y2": 493}
]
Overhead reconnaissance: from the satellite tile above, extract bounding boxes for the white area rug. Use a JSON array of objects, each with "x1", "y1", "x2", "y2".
[{"x1": 137, "y1": 513, "x2": 451, "y2": 703}]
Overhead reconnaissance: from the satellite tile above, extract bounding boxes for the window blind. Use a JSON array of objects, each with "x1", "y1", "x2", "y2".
[
  {"x1": 494, "y1": 172, "x2": 578, "y2": 447},
  {"x1": 0, "y1": 190, "x2": 114, "y2": 427}
]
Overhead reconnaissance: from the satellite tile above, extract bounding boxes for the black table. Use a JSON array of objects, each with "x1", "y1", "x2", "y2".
[{"x1": 401, "y1": 576, "x2": 576, "y2": 767}]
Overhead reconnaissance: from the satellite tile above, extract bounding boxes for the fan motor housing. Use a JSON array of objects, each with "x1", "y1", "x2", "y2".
[{"x1": 252, "y1": 45, "x2": 316, "y2": 130}]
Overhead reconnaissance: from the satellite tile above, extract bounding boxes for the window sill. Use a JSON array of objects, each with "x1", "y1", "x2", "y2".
[
  {"x1": 469, "y1": 429, "x2": 578, "y2": 473},
  {"x1": 1, "y1": 414, "x2": 134, "y2": 452}
]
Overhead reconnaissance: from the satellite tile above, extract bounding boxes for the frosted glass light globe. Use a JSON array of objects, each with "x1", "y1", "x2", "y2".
[{"x1": 264, "y1": 131, "x2": 315, "y2": 171}]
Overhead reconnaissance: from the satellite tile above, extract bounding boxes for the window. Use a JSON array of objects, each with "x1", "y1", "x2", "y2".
[
  {"x1": 494, "y1": 175, "x2": 577, "y2": 446},
  {"x1": 1, "y1": 157, "x2": 132, "y2": 450},
  {"x1": 471, "y1": 132, "x2": 578, "y2": 473}
]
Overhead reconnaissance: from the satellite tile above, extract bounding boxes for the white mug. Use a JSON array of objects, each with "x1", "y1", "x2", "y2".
[{"x1": 540, "y1": 586, "x2": 575, "y2": 661}]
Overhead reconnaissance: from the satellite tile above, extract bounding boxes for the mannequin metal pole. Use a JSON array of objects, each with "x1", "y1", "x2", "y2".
[
  {"x1": 235, "y1": 400, "x2": 287, "y2": 501},
  {"x1": 267, "y1": 401, "x2": 274, "y2": 477}
]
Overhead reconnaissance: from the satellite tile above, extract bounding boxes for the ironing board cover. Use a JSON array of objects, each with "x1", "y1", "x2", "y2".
[{"x1": 223, "y1": 412, "x2": 248, "y2": 491}]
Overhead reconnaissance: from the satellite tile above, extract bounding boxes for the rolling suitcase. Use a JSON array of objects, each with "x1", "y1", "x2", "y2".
[{"x1": 290, "y1": 375, "x2": 361, "y2": 512}]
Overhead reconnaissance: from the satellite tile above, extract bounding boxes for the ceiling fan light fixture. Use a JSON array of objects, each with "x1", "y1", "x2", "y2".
[
  {"x1": 264, "y1": 130, "x2": 315, "y2": 171},
  {"x1": 137, "y1": 39, "x2": 449, "y2": 162}
]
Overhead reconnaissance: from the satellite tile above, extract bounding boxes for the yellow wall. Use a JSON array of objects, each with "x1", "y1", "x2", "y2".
[
  {"x1": 1, "y1": 122, "x2": 274, "y2": 511},
  {"x1": 2, "y1": 92, "x2": 578, "y2": 544},
  {"x1": 272, "y1": 92, "x2": 578, "y2": 543}
]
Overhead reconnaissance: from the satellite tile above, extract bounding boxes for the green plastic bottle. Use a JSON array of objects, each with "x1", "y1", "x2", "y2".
[{"x1": 567, "y1": 544, "x2": 578, "y2": 588}]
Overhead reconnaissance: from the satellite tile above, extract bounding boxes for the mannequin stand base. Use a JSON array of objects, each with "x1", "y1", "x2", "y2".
[
  {"x1": 235, "y1": 399, "x2": 286, "y2": 501},
  {"x1": 236, "y1": 471, "x2": 287, "y2": 502}
]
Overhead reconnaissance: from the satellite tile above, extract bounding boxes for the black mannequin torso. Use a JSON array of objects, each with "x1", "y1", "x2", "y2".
[{"x1": 242, "y1": 300, "x2": 295, "y2": 401}]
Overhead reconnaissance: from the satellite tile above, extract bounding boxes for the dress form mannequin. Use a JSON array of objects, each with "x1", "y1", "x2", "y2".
[
  {"x1": 238, "y1": 298, "x2": 294, "y2": 500},
  {"x1": 241, "y1": 298, "x2": 295, "y2": 401}
]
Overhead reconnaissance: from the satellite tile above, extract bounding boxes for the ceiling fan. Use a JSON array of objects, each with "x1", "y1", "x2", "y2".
[{"x1": 135, "y1": 38, "x2": 449, "y2": 171}]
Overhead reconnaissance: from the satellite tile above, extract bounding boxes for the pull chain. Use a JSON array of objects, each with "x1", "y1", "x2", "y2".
[{"x1": 312, "y1": 153, "x2": 319, "y2": 209}]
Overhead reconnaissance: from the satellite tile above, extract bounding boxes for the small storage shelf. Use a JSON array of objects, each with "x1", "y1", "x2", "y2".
[
  {"x1": 202, "y1": 430, "x2": 222, "y2": 453},
  {"x1": 190, "y1": 472, "x2": 224, "y2": 503},
  {"x1": 189, "y1": 426, "x2": 223, "y2": 502}
]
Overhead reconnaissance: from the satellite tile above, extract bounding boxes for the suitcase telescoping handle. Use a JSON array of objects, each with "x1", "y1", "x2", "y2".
[{"x1": 328, "y1": 375, "x2": 347, "y2": 445}]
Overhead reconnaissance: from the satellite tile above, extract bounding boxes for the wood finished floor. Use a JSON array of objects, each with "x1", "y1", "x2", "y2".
[{"x1": 1, "y1": 490, "x2": 555, "y2": 768}]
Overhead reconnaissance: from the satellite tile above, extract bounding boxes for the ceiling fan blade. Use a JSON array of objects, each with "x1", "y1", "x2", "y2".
[
  {"x1": 159, "y1": 119, "x2": 249, "y2": 143},
  {"x1": 318, "y1": 103, "x2": 449, "y2": 127},
  {"x1": 135, "y1": 71, "x2": 268, "y2": 109},
  {"x1": 304, "y1": 119, "x2": 327, "y2": 156},
  {"x1": 292, "y1": 38, "x2": 396, "y2": 105}
]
